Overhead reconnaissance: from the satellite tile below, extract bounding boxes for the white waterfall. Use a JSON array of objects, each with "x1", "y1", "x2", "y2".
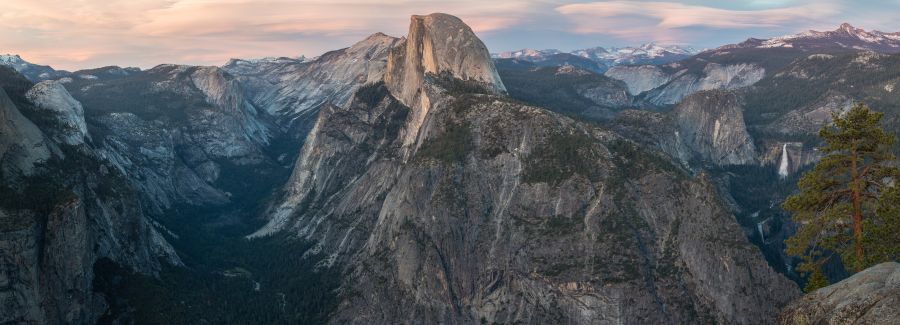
[
  {"x1": 758, "y1": 217, "x2": 770, "y2": 242},
  {"x1": 757, "y1": 222, "x2": 766, "y2": 242},
  {"x1": 778, "y1": 144, "x2": 790, "y2": 178}
]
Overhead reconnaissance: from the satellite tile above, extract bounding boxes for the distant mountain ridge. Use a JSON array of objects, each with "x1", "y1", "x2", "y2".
[
  {"x1": 0, "y1": 54, "x2": 70, "y2": 82},
  {"x1": 493, "y1": 43, "x2": 698, "y2": 70},
  {"x1": 720, "y1": 23, "x2": 900, "y2": 52}
]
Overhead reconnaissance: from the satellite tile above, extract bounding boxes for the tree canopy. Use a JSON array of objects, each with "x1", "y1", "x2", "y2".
[{"x1": 784, "y1": 102, "x2": 900, "y2": 291}]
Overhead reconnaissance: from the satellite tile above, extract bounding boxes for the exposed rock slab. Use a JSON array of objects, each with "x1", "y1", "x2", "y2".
[
  {"x1": 224, "y1": 33, "x2": 402, "y2": 138},
  {"x1": 1, "y1": 69, "x2": 180, "y2": 324},
  {"x1": 385, "y1": 13, "x2": 505, "y2": 107},
  {"x1": 25, "y1": 80, "x2": 90, "y2": 145},
  {"x1": 0, "y1": 88, "x2": 51, "y2": 176},
  {"x1": 674, "y1": 90, "x2": 758, "y2": 166},
  {"x1": 605, "y1": 65, "x2": 673, "y2": 95},
  {"x1": 779, "y1": 262, "x2": 900, "y2": 325}
]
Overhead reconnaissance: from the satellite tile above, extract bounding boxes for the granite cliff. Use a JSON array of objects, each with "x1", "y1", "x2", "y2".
[
  {"x1": 254, "y1": 13, "x2": 799, "y2": 324},
  {"x1": 0, "y1": 67, "x2": 179, "y2": 324}
]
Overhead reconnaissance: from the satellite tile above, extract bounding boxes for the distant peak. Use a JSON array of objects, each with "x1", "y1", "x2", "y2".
[
  {"x1": 0, "y1": 54, "x2": 25, "y2": 63},
  {"x1": 835, "y1": 23, "x2": 870, "y2": 36},
  {"x1": 350, "y1": 32, "x2": 401, "y2": 50},
  {"x1": 362, "y1": 32, "x2": 394, "y2": 41}
]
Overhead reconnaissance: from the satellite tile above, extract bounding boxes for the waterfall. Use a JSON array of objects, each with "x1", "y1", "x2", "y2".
[
  {"x1": 778, "y1": 144, "x2": 790, "y2": 178},
  {"x1": 757, "y1": 222, "x2": 766, "y2": 242},
  {"x1": 757, "y1": 217, "x2": 770, "y2": 242}
]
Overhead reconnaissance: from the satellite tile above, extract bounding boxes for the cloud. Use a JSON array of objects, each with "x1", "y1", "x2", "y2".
[
  {"x1": 3, "y1": 1, "x2": 900, "y2": 70},
  {"x1": 0, "y1": 0, "x2": 539, "y2": 70},
  {"x1": 556, "y1": 1, "x2": 842, "y2": 40},
  {"x1": 134, "y1": 0, "x2": 533, "y2": 36}
]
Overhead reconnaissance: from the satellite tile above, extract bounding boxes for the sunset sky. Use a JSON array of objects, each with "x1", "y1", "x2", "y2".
[{"x1": 4, "y1": 0, "x2": 900, "y2": 70}]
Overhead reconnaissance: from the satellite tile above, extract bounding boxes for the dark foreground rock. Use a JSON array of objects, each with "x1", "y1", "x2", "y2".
[{"x1": 779, "y1": 262, "x2": 900, "y2": 325}]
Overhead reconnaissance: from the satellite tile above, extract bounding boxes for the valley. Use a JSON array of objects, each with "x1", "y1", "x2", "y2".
[{"x1": 1, "y1": 10, "x2": 899, "y2": 325}]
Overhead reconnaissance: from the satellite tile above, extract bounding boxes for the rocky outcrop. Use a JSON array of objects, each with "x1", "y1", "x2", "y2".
[
  {"x1": 262, "y1": 83, "x2": 799, "y2": 324},
  {"x1": 0, "y1": 69, "x2": 179, "y2": 324},
  {"x1": 65, "y1": 64, "x2": 281, "y2": 215},
  {"x1": 606, "y1": 62, "x2": 765, "y2": 106},
  {"x1": 384, "y1": 13, "x2": 505, "y2": 152},
  {"x1": 605, "y1": 65, "x2": 674, "y2": 95},
  {"x1": 384, "y1": 13, "x2": 505, "y2": 107},
  {"x1": 644, "y1": 63, "x2": 764, "y2": 105},
  {"x1": 779, "y1": 262, "x2": 900, "y2": 324},
  {"x1": 256, "y1": 13, "x2": 799, "y2": 324},
  {"x1": 224, "y1": 33, "x2": 402, "y2": 138},
  {"x1": 562, "y1": 66, "x2": 632, "y2": 109},
  {"x1": 25, "y1": 80, "x2": 90, "y2": 145},
  {"x1": 0, "y1": 88, "x2": 51, "y2": 176},
  {"x1": 673, "y1": 90, "x2": 758, "y2": 166},
  {"x1": 93, "y1": 111, "x2": 229, "y2": 213},
  {"x1": 496, "y1": 62, "x2": 634, "y2": 120},
  {"x1": 184, "y1": 66, "x2": 272, "y2": 162},
  {"x1": 765, "y1": 92, "x2": 853, "y2": 136},
  {"x1": 607, "y1": 110, "x2": 693, "y2": 167}
]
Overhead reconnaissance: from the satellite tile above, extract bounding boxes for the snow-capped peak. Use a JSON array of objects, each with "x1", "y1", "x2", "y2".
[
  {"x1": 495, "y1": 43, "x2": 697, "y2": 67},
  {"x1": 493, "y1": 48, "x2": 562, "y2": 60},
  {"x1": 742, "y1": 23, "x2": 900, "y2": 51},
  {"x1": 0, "y1": 54, "x2": 71, "y2": 82},
  {"x1": 571, "y1": 43, "x2": 696, "y2": 62},
  {"x1": 1, "y1": 54, "x2": 28, "y2": 68}
]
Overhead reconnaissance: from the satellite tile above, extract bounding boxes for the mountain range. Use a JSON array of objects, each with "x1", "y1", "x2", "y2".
[
  {"x1": 1, "y1": 16, "x2": 898, "y2": 325},
  {"x1": 725, "y1": 23, "x2": 900, "y2": 52},
  {"x1": 493, "y1": 43, "x2": 697, "y2": 73}
]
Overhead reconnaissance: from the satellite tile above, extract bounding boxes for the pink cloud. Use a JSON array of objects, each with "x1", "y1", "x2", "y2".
[
  {"x1": 556, "y1": 1, "x2": 841, "y2": 39},
  {"x1": 0, "y1": 0, "x2": 538, "y2": 70},
  {"x1": 5, "y1": 0, "x2": 894, "y2": 70}
]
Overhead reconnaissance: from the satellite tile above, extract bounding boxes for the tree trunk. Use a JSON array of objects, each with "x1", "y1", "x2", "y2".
[{"x1": 851, "y1": 149, "x2": 864, "y2": 272}]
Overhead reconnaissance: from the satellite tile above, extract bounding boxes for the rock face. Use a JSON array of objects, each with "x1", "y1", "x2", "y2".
[
  {"x1": 224, "y1": 33, "x2": 402, "y2": 138},
  {"x1": 25, "y1": 80, "x2": 90, "y2": 145},
  {"x1": 605, "y1": 65, "x2": 673, "y2": 95},
  {"x1": 646, "y1": 63, "x2": 765, "y2": 105},
  {"x1": 607, "y1": 110, "x2": 693, "y2": 167},
  {"x1": 495, "y1": 62, "x2": 634, "y2": 120},
  {"x1": 182, "y1": 65, "x2": 272, "y2": 161},
  {"x1": 674, "y1": 90, "x2": 758, "y2": 166},
  {"x1": 65, "y1": 64, "x2": 280, "y2": 215},
  {"x1": 256, "y1": 13, "x2": 799, "y2": 324},
  {"x1": 779, "y1": 262, "x2": 900, "y2": 324},
  {"x1": 759, "y1": 142, "x2": 820, "y2": 178},
  {"x1": 0, "y1": 88, "x2": 51, "y2": 176},
  {"x1": 765, "y1": 92, "x2": 853, "y2": 136},
  {"x1": 606, "y1": 62, "x2": 764, "y2": 105},
  {"x1": 385, "y1": 13, "x2": 505, "y2": 107},
  {"x1": 0, "y1": 68, "x2": 179, "y2": 324}
]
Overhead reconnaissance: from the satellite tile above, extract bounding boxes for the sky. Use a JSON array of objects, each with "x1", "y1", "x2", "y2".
[{"x1": 4, "y1": 0, "x2": 900, "y2": 71}]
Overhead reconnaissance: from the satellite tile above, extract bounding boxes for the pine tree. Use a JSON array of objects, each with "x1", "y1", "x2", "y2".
[
  {"x1": 864, "y1": 185, "x2": 900, "y2": 264},
  {"x1": 803, "y1": 268, "x2": 829, "y2": 293},
  {"x1": 784, "y1": 103, "x2": 900, "y2": 275}
]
